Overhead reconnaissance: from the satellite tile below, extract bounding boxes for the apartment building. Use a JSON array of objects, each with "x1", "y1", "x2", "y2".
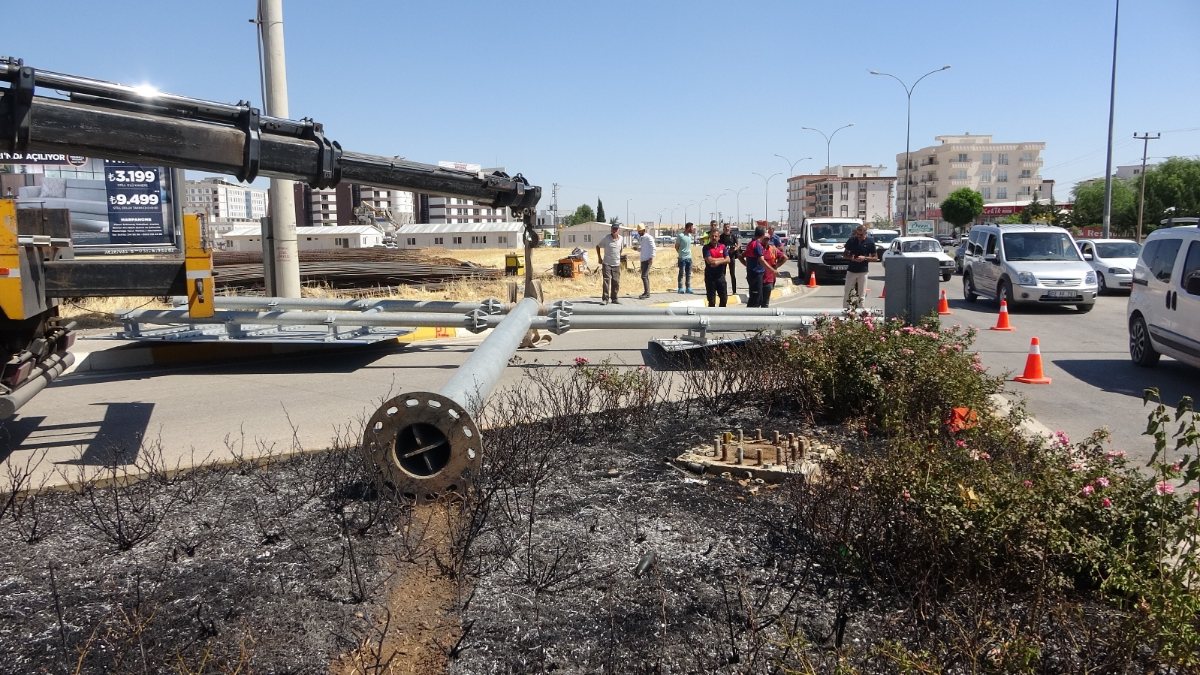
[
  {"x1": 294, "y1": 183, "x2": 415, "y2": 227},
  {"x1": 784, "y1": 165, "x2": 895, "y2": 231},
  {"x1": 896, "y1": 134, "x2": 1045, "y2": 222},
  {"x1": 183, "y1": 177, "x2": 268, "y2": 223}
]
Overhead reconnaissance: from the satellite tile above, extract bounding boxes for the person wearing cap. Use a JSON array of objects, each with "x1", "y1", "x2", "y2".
[
  {"x1": 675, "y1": 222, "x2": 696, "y2": 294},
  {"x1": 596, "y1": 224, "x2": 626, "y2": 305},
  {"x1": 719, "y1": 223, "x2": 741, "y2": 294},
  {"x1": 635, "y1": 224, "x2": 655, "y2": 299}
]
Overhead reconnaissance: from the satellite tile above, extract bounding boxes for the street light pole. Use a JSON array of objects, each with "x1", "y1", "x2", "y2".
[
  {"x1": 728, "y1": 186, "x2": 748, "y2": 230},
  {"x1": 1101, "y1": 0, "x2": 1120, "y2": 239},
  {"x1": 626, "y1": 198, "x2": 631, "y2": 229},
  {"x1": 869, "y1": 65, "x2": 951, "y2": 235},
  {"x1": 799, "y1": 124, "x2": 853, "y2": 175},
  {"x1": 752, "y1": 172, "x2": 781, "y2": 227},
  {"x1": 698, "y1": 194, "x2": 711, "y2": 224},
  {"x1": 773, "y1": 154, "x2": 811, "y2": 232},
  {"x1": 714, "y1": 193, "x2": 726, "y2": 224}
]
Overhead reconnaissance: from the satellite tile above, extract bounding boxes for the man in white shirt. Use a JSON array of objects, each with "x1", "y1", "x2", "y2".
[
  {"x1": 595, "y1": 224, "x2": 626, "y2": 304},
  {"x1": 636, "y1": 224, "x2": 656, "y2": 299}
]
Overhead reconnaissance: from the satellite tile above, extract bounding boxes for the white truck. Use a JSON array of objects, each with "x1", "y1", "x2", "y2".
[{"x1": 794, "y1": 217, "x2": 863, "y2": 283}]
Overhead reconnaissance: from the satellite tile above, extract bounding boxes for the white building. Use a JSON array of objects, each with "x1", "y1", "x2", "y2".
[
  {"x1": 393, "y1": 221, "x2": 525, "y2": 250},
  {"x1": 1115, "y1": 163, "x2": 1159, "y2": 181},
  {"x1": 785, "y1": 165, "x2": 895, "y2": 231},
  {"x1": 183, "y1": 177, "x2": 268, "y2": 223},
  {"x1": 221, "y1": 224, "x2": 385, "y2": 252},
  {"x1": 896, "y1": 134, "x2": 1045, "y2": 223}
]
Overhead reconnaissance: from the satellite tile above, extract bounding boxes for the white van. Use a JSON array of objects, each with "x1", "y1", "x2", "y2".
[
  {"x1": 1127, "y1": 222, "x2": 1200, "y2": 369},
  {"x1": 796, "y1": 218, "x2": 861, "y2": 282}
]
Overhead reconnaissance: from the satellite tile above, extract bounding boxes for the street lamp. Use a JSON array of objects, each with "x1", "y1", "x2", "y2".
[
  {"x1": 714, "y1": 193, "x2": 726, "y2": 224},
  {"x1": 752, "y1": 172, "x2": 781, "y2": 227},
  {"x1": 625, "y1": 198, "x2": 631, "y2": 228},
  {"x1": 727, "y1": 186, "x2": 748, "y2": 229},
  {"x1": 869, "y1": 65, "x2": 951, "y2": 235},
  {"x1": 698, "y1": 194, "x2": 711, "y2": 224},
  {"x1": 799, "y1": 124, "x2": 853, "y2": 175},
  {"x1": 773, "y1": 155, "x2": 811, "y2": 232}
]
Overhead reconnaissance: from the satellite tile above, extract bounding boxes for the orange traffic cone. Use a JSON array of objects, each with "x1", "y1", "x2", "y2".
[
  {"x1": 937, "y1": 289, "x2": 952, "y2": 315},
  {"x1": 806, "y1": 271, "x2": 818, "y2": 288},
  {"x1": 878, "y1": 284, "x2": 886, "y2": 298},
  {"x1": 1014, "y1": 337, "x2": 1051, "y2": 384},
  {"x1": 990, "y1": 299, "x2": 1014, "y2": 331}
]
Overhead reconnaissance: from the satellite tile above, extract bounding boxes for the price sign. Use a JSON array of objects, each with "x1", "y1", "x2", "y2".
[{"x1": 104, "y1": 160, "x2": 168, "y2": 244}]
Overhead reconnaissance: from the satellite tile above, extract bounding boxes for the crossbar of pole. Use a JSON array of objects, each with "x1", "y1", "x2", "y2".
[
  {"x1": 548, "y1": 300, "x2": 852, "y2": 318},
  {"x1": 187, "y1": 296, "x2": 509, "y2": 315}
]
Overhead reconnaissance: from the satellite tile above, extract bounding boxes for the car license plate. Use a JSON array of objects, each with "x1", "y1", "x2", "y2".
[
  {"x1": 831, "y1": 265, "x2": 847, "y2": 271},
  {"x1": 1048, "y1": 290, "x2": 1074, "y2": 298}
]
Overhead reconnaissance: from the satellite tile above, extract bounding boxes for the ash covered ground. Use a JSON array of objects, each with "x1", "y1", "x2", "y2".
[{"x1": 0, "y1": 394, "x2": 1138, "y2": 673}]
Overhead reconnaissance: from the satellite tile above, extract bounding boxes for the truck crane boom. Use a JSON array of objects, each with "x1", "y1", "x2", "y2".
[
  {"x1": 0, "y1": 57, "x2": 540, "y2": 210},
  {"x1": 0, "y1": 57, "x2": 541, "y2": 418}
]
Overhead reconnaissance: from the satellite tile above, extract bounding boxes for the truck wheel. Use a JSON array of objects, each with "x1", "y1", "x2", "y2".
[
  {"x1": 963, "y1": 274, "x2": 978, "y2": 302},
  {"x1": 942, "y1": 271, "x2": 952, "y2": 282}
]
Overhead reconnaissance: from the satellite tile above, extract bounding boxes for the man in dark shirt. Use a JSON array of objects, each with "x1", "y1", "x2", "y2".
[
  {"x1": 702, "y1": 225, "x2": 731, "y2": 307},
  {"x1": 718, "y1": 223, "x2": 740, "y2": 294},
  {"x1": 842, "y1": 224, "x2": 876, "y2": 309},
  {"x1": 743, "y1": 226, "x2": 776, "y2": 308}
]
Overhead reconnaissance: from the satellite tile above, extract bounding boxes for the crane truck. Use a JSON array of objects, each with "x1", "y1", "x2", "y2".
[{"x1": 0, "y1": 56, "x2": 541, "y2": 418}]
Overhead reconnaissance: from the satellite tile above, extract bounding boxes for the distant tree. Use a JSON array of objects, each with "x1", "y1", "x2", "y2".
[
  {"x1": 1068, "y1": 179, "x2": 1136, "y2": 234},
  {"x1": 941, "y1": 188, "x2": 984, "y2": 231},
  {"x1": 871, "y1": 214, "x2": 893, "y2": 229},
  {"x1": 596, "y1": 198, "x2": 606, "y2": 223},
  {"x1": 999, "y1": 213, "x2": 1023, "y2": 224},
  {"x1": 1019, "y1": 192, "x2": 1052, "y2": 224},
  {"x1": 1140, "y1": 157, "x2": 1200, "y2": 233},
  {"x1": 609, "y1": 216, "x2": 621, "y2": 226},
  {"x1": 563, "y1": 204, "x2": 596, "y2": 226}
]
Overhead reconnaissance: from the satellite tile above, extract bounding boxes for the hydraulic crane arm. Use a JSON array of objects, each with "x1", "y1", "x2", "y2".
[{"x1": 0, "y1": 57, "x2": 540, "y2": 210}]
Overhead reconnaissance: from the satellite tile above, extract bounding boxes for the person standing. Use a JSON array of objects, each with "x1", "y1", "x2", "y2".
[
  {"x1": 595, "y1": 223, "x2": 626, "y2": 305},
  {"x1": 702, "y1": 224, "x2": 731, "y2": 307},
  {"x1": 675, "y1": 222, "x2": 695, "y2": 294},
  {"x1": 760, "y1": 235, "x2": 787, "y2": 308},
  {"x1": 719, "y1": 223, "x2": 741, "y2": 294},
  {"x1": 636, "y1": 223, "x2": 655, "y2": 299},
  {"x1": 842, "y1": 224, "x2": 877, "y2": 309},
  {"x1": 743, "y1": 226, "x2": 770, "y2": 307}
]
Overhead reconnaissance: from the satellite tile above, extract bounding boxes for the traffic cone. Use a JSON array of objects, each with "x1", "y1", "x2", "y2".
[
  {"x1": 806, "y1": 271, "x2": 818, "y2": 288},
  {"x1": 990, "y1": 299, "x2": 1014, "y2": 331},
  {"x1": 937, "y1": 289, "x2": 952, "y2": 315},
  {"x1": 1014, "y1": 337, "x2": 1052, "y2": 384},
  {"x1": 878, "y1": 284, "x2": 886, "y2": 298}
]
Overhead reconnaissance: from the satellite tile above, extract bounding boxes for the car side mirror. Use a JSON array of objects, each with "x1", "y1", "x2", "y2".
[
  {"x1": 1082, "y1": 253, "x2": 1093, "y2": 261},
  {"x1": 983, "y1": 253, "x2": 998, "y2": 263}
]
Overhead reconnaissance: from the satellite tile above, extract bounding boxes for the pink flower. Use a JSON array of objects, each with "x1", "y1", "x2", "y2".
[
  {"x1": 902, "y1": 490, "x2": 911, "y2": 501},
  {"x1": 1053, "y1": 431, "x2": 1070, "y2": 447},
  {"x1": 955, "y1": 439, "x2": 967, "y2": 448},
  {"x1": 1080, "y1": 485, "x2": 1095, "y2": 496},
  {"x1": 574, "y1": 357, "x2": 589, "y2": 366},
  {"x1": 1155, "y1": 481, "x2": 1175, "y2": 496},
  {"x1": 1094, "y1": 477, "x2": 1110, "y2": 489},
  {"x1": 1104, "y1": 450, "x2": 1127, "y2": 461},
  {"x1": 1023, "y1": 480, "x2": 1033, "y2": 489},
  {"x1": 1169, "y1": 461, "x2": 1183, "y2": 475},
  {"x1": 975, "y1": 451, "x2": 991, "y2": 461},
  {"x1": 1101, "y1": 497, "x2": 1112, "y2": 508},
  {"x1": 782, "y1": 341, "x2": 791, "y2": 349}
]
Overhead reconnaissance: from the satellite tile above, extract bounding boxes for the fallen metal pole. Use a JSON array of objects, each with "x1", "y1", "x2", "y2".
[
  {"x1": 179, "y1": 296, "x2": 510, "y2": 315},
  {"x1": 358, "y1": 298, "x2": 542, "y2": 500}
]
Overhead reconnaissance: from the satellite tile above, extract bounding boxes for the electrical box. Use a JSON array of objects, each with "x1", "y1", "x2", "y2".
[{"x1": 883, "y1": 256, "x2": 940, "y2": 323}]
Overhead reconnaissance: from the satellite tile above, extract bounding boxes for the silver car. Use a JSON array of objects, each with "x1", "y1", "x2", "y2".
[
  {"x1": 1076, "y1": 238, "x2": 1140, "y2": 294},
  {"x1": 962, "y1": 224, "x2": 1098, "y2": 312}
]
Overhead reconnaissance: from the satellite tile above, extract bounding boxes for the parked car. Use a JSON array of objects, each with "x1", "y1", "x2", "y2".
[
  {"x1": 882, "y1": 236, "x2": 956, "y2": 281},
  {"x1": 936, "y1": 234, "x2": 959, "y2": 247},
  {"x1": 867, "y1": 228, "x2": 900, "y2": 258},
  {"x1": 1076, "y1": 238, "x2": 1141, "y2": 294},
  {"x1": 961, "y1": 223, "x2": 1097, "y2": 312},
  {"x1": 953, "y1": 241, "x2": 969, "y2": 274},
  {"x1": 1127, "y1": 222, "x2": 1200, "y2": 369}
]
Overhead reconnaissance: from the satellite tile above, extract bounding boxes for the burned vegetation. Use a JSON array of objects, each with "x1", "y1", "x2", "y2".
[{"x1": 2, "y1": 319, "x2": 1198, "y2": 673}]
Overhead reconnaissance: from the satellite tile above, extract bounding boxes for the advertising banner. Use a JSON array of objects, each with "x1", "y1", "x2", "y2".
[
  {"x1": 103, "y1": 160, "x2": 171, "y2": 245},
  {"x1": 0, "y1": 152, "x2": 88, "y2": 166}
]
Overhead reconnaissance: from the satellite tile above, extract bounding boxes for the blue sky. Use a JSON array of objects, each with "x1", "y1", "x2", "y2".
[{"x1": 7, "y1": 0, "x2": 1198, "y2": 225}]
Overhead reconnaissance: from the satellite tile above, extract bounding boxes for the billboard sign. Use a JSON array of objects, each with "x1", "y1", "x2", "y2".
[
  {"x1": 907, "y1": 219, "x2": 934, "y2": 234},
  {"x1": 103, "y1": 160, "x2": 170, "y2": 245}
]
